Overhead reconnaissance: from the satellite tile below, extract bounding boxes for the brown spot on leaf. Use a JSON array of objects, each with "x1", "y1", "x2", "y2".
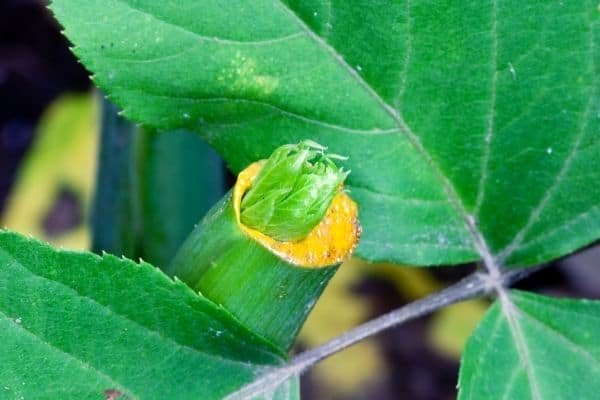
[
  {"x1": 42, "y1": 186, "x2": 82, "y2": 236},
  {"x1": 103, "y1": 389, "x2": 123, "y2": 400}
]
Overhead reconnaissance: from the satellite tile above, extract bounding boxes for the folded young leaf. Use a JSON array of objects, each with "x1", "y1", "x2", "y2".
[
  {"x1": 458, "y1": 290, "x2": 600, "y2": 399},
  {"x1": 240, "y1": 140, "x2": 348, "y2": 242},
  {"x1": 0, "y1": 230, "x2": 296, "y2": 400},
  {"x1": 50, "y1": 1, "x2": 600, "y2": 267}
]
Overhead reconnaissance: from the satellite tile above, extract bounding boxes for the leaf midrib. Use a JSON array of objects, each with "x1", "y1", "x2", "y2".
[
  {"x1": 498, "y1": 293, "x2": 600, "y2": 400},
  {"x1": 474, "y1": 0, "x2": 498, "y2": 216},
  {"x1": 500, "y1": 294, "x2": 542, "y2": 400},
  {"x1": 89, "y1": 0, "x2": 487, "y2": 262},
  {"x1": 463, "y1": 310, "x2": 504, "y2": 400}
]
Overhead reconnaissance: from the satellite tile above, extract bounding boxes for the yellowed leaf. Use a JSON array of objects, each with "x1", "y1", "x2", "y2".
[
  {"x1": 1, "y1": 92, "x2": 99, "y2": 250},
  {"x1": 427, "y1": 299, "x2": 488, "y2": 359}
]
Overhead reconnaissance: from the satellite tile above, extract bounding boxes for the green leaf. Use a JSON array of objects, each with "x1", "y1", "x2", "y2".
[
  {"x1": 50, "y1": 1, "x2": 600, "y2": 266},
  {"x1": 458, "y1": 290, "x2": 600, "y2": 399},
  {"x1": 0, "y1": 230, "x2": 298, "y2": 400},
  {"x1": 92, "y1": 97, "x2": 227, "y2": 268}
]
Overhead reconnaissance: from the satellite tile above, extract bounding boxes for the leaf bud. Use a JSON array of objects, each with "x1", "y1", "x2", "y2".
[{"x1": 240, "y1": 141, "x2": 349, "y2": 242}]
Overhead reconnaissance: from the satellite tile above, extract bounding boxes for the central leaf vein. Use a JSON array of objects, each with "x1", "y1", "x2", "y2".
[
  {"x1": 474, "y1": 0, "x2": 499, "y2": 216},
  {"x1": 519, "y1": 310, "x2": 600, "y2": 369},
  {"x1": 499, "y1": 292, "x2": 542, "y2": 400}
]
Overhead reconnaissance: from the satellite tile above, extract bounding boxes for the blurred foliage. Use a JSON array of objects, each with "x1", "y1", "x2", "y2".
[
  {"x1": 300, "y1": 259, "x2": 485, "y2": 397},
  {"x1": 299, "y1": 259, "x2": 385, "y2": 397},
  {"x1": 369, "y1": 263, "x2": 487, "y2": 360},
  {"x1": 135, "y1": 128, "x2": 227, "y2": 267},
  {"x1": 1, "y1": 92, "x2": 98, "y2": 250},
  {"x1": 91, "y1": 97, "x2": 228, "y2": 269},
  {"x1": 369, "y1": 262, "x2": 440, "y2": 299},
  {"x1": 428, "y1": 299, "x2": 488, "y2": 359}
]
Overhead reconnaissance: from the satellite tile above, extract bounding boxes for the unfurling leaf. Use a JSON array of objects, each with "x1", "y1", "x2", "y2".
[{"x1": 241, "y1": 141, "x2": 348, "y2": 242}]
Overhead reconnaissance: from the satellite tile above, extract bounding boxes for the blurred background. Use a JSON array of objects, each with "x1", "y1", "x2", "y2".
[{"x1": 2, "y1": 1, "x2": 599, "y2": 399}]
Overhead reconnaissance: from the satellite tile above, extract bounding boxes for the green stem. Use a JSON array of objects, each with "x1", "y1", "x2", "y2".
[
  {"x1": 168, "y1": 192, "x2": 336, "y2": 350},
  {"x1": 168, "y1": 142, "x2": 358, "y2": 350}
]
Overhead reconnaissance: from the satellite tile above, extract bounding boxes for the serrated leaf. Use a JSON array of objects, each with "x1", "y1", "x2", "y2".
[
  {"x1": 458, "y1": 290, "x2": 600, "y2": 399},
  {"x1": 0, "y1": 230, "x2": 297, "y2": 400},
  {"x1": 50, "y1": 1, "x2": 600, "y2": 267}
]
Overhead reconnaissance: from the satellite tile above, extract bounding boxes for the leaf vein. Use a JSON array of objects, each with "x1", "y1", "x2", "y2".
[
  {"x1": 500, "y1": 368, "x2": 522, "y2": 400},
  {"x1": 465, "y1": 310, "x2": 504, "y2": 399},
  {"x1": 349, "y1": 183, "x2": 448, "y2": 203},
  {"x1": 474, "y1": 0, "x2": 499, "y2": 215},
  {"x1": 117, "y1": 0, "x2": 302, "y2": 46},
  {"x1": 123, "y1": 89, "x2": 400, "y2": 135},
  {"x1": 0, "y1": 248, "x2": 261, "y2": 372},
  {"x1": 274, "y1": 0, "x2": 485, "y2": 263},
  {"x1": 497, "y1": 6, "x2": 598, "y2": 263},
  {"x1": 515, "y1": 205, "x2": 600, "y2": 253},
  {"x1": 393, "y1": 0, "x2": 413, "y2": 109},
  {"x1": 518, "y1": 310, "x2": 600, "y2": 369},
  {"x1": 500, "y1": 292, "x2": 542, "y2": 400},
  {"x1": 0, "y1": 310, "x2": 139, "y2": 399}
]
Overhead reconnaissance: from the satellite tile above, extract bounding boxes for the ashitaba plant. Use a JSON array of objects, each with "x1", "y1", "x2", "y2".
[{"x1": 0, "y1": 2, "x2": 599, "y2": 399}]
